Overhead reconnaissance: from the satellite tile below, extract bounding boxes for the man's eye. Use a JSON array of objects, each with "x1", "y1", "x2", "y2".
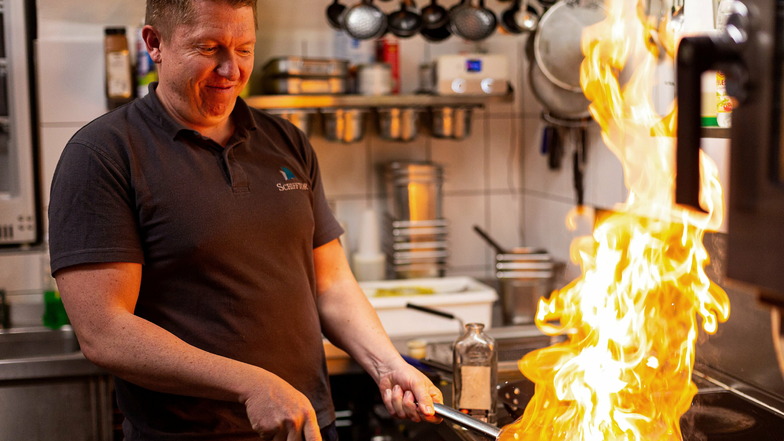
[{"x1": 199, "y1": 46, "x2": 217, "y2": 54}]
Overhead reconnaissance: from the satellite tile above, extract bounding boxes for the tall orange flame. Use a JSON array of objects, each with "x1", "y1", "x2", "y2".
[{"x1": 498, "y1": 0, "x2": 730, "y2": 439}]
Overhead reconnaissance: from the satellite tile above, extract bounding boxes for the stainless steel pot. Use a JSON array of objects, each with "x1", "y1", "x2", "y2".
[
  {"x1": 429, "y1": 105, "x2": 475, "y2": 139},
  {"x1": 377, "y1": 107, "x2": 422, "y2": 142},
  {"x1": 321, "y1": 108, "x2": 367, "y2": 143},
  {"x1": 266, "y1": 108, "x2": 317, "y2": 137},
  {"x1": 384, "y1": 161, "x2": 444, "y2": 221}
]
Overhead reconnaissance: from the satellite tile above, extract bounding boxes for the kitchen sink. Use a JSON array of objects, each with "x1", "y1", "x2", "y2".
[
  {"x1": 0, "y1": 326, "x2": 80, "y2": 359},
  {"x1": 0, "y1": 326, "x2": 101, "y2": 381}
]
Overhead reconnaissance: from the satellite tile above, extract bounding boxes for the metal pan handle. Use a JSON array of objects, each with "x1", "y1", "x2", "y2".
[{"x1": 434, "y1": 403, "x2": 501, "y2": 440}]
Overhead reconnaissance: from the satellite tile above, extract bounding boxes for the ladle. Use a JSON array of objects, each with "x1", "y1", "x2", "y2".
[
  {"x1": 516, "y1": 0, "x2": 539, "y2": 32},
  {"x1": 472, "y1": 225, "x2": 508, "y2": 254}
]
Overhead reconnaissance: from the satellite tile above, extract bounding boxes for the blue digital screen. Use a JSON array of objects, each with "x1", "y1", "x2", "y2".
[{"x1": 466, "y1": 59, "x2": 482, "y2": 72}]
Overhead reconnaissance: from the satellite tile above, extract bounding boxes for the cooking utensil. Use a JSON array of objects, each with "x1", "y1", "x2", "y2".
[
  {"x1": 377, "y1": 107, "x2": 422, "y2": 142},
  {"x1": 472, "y1": 225, "x2": 508, "y2": 254},
  {"x1": 541, "y1": 123, "x2": 562, "y2": 169},
  {"x1": 326, "y1": 0, "x2": 348, "y2": 29},
  {"x1": 388, "y1": 0, "x2": 423, "y2": 37},
  {"x1": 434, "y1": 403, "x2": 502, "y2": 440},
  {"x1": 406, "y1": 303, "x2": 465, "y2": 330},
  {"x1": 321, "y1": 108, "x2": 368, "y2": 143},
  {"x1": 420, "y1": 0, "x2": 449, "y2": 29},
  {"x1": 499, "y1": 0, "x2": 538, "y2": 34},
  {"x1": 533, "y1": 0, "x2": 606, "y2": 92},
  {"x1": 572, "y1": 122, "x2": 588, "y2": 205},
  {"x1": 265, "y1": 108, "x2": 317, "y2": 137},
  {"x1": 516, "y1": 0, "x2": 540, "y2": 32},
  {"x1": 342, "y1": 0, "x2": 388, "y2": 40},
  {"x1": 262, "y1": 57, "x2": 349, "y2": 77},
  {"x1": 497, "y1": 379, "x2": 535, "y2": 419},
  {"x1": 429, "y1": 105, "x2": 474, "y2": 139},
  {"x1": 529, "y1": 55, "x2": 590, "y2": 119},
  {"x1": 448, "y1": 0, "x2": 497, "y2": 41},
  {"x1": 421, "y1": 24, "x2": 452, "y2": 41}
]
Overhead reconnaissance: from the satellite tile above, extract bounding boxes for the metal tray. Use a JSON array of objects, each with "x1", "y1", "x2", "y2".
[
  {"x1": 262, "y1": 57, "x2": 349, "y2": 78},
  {"x1": 261, "y1": 77, "x2": 348, "y2": 95}
]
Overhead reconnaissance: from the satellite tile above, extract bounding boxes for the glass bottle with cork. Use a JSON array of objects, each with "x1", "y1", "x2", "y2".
[
  {"x1": 452, "y1": 322, "x2": 497, "y2": 423},
  {"x1": 104, "y1": 26, "x2": 134, "y2": 109}
]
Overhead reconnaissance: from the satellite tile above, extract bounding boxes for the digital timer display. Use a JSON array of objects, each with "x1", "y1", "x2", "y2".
[{"x1": 466, "y1": 59, "x2": 482, "y2": 72}]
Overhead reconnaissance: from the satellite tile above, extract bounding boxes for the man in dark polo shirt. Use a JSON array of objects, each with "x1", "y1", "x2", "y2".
[{"x1": 47, "y1": 1, "x2": 442, "y2": 440}]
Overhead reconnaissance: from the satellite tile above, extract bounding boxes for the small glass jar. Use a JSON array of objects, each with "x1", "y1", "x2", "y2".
[{"x1": 452, "y1": 322, "x2": 497, "y2": 423}]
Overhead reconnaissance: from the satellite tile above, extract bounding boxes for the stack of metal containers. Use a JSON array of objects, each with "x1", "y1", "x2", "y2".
[
  {"x1": 382, "y1": 161, "x2": 448, "y2": 279},
  {"x1": 495, "y1": 248, "x2": 556, "y2": 325}
]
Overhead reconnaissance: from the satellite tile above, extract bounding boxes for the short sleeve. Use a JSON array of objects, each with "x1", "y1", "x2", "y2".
[{"x1": 48, "y1": 141, "x2": 144, "y2": 274}]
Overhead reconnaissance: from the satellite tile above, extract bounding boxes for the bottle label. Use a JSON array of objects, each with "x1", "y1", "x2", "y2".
[
  {"x1": 458, "y1": 366, "x2": 492, "y2": 410},
  {"x1": 106, "y1": 51, "x2": 133, "y2": 98}
]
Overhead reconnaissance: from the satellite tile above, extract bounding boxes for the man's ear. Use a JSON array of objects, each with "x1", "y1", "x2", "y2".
[{"x1": 142, "y1": 25, "x2": 162, "y2": 63}]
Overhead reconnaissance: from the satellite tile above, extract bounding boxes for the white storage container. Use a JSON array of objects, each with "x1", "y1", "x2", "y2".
[{"x1": 360, "y1": 277, "x2": 497, "y2": 337}]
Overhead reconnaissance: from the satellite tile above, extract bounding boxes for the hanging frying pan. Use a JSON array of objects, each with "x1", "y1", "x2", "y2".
[
  {"x1": 528, "y1": 55, "x2": 590, "y2": 119},
  {"x1": 533, "y1": 0, "x2": 606, "y2": 92}
]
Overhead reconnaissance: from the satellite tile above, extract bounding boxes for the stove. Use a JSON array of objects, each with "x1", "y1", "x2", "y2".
[{"x1": 685, "y1": 373, "x2": 784, "y2": 441}]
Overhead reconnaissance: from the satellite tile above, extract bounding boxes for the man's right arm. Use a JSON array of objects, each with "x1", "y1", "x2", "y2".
[{"x1": 56, "y1": 262, "x2": 321, "y2": 441}]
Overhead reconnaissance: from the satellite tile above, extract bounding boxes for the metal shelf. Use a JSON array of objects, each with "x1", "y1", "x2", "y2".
[{"x1": 244, "y1": 93, "x2": 513, "y2": 110}]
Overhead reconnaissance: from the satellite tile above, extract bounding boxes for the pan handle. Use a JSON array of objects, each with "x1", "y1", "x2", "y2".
[{"x1": 434, "y1": 403, "x2": 502, "y2": 440}]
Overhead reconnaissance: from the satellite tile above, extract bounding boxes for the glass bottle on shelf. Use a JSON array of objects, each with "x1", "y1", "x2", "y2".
[{"x1": 452, "y1": 322, "x2": 497, "y2": 423}]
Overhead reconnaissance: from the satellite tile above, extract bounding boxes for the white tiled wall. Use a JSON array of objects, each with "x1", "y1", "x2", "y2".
[{"x1": 1, "y1": 0, "x2": 632, "y2": 296}]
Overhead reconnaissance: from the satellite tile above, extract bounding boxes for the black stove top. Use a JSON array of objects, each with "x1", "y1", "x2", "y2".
[{"x1": 683, "y1": 391, "x2": 784, "y2": 441}]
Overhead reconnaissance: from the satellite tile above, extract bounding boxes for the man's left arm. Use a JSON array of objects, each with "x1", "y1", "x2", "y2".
[{"x1": 313, "y1": 239, "x2": 442, "y2": 422}]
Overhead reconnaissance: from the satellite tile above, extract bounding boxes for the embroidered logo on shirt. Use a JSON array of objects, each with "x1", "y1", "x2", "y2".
[
  {"x1": 279, "y1": 166, "x2": 296, "y2": 180},
  {"x1": 277, "y1": 166, "x2": 310, "y2": 192}
]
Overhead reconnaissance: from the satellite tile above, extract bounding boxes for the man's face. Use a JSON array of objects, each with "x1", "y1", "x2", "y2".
[{"x1": 151, "y1": 0, "x2": 256, "y2": 131}]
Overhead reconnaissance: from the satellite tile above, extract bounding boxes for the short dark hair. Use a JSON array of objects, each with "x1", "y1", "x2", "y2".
[{"x1": 146, "y1": 0, "x2": 258, "y2": 41}]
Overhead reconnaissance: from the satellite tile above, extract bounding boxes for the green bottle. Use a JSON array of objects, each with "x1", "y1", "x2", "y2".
[{"x1": 42, "y1": 252, "x2": 69, "y2": 329}]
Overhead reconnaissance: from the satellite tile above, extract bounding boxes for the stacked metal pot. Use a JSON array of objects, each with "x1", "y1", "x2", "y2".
[{"x1": 382, "y1": 161, "x2": 448, "y2": 278}]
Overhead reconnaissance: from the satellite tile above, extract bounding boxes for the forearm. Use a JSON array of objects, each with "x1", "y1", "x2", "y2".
[
  {"x1": 84, "y1": 311, "x2": 272, "y2": 403},
  {"x1": 57, "y1": 263, "x2": 275, "y2": 406},
  {"x1": 317, "y1": 277, "x2": 405, "y2": 381}
]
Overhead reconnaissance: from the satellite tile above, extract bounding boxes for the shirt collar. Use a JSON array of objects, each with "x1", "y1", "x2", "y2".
[{"x1": 139, "y1": 82, "x2": 258, "y2": 142}]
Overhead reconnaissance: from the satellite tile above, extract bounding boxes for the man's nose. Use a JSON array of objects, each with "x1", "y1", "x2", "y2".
[{"x1": 216, "y1": 52, "x2": 240, "y2": 80}]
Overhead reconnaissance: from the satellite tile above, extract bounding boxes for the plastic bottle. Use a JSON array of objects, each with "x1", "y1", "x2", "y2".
[
  {"x1": 41, "y1": 251, "x2": 69, "y2": 329},
  {"x1": 351, "y1": 208, "x2": 386, "y2": 281},
  {"x1": 104, "y1": 26, "x2": 134, "y2": 109},
  {"x1": 715, "y1": 0, "x2": 735, "y2": 127},
  {"x1": 452, "y1": 323, "x2": 497, "y2": 423},
  {"x1": 682, "y1": 0, "x2": 718, "y2": 126},
  {"x1": 135, "y1": 24, "x2": 157, "y2": 98},
  {"x1": 716, "y1": 71, "x2": 732, "y2": 127}
]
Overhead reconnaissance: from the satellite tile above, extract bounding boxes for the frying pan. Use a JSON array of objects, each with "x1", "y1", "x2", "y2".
[
  {"x1": 342, "y1": 0, "x2": 388, "y2": 40},
  {"x1": 433, "y1": 378, "x2": 536, "y2": 440},
  {"x1": 533, "y1": 0, "x2": 606, "y2": 92},
  {"x1": 528, "y1": 56, "x2": 590, "y2": 119},
  {"x1": 387, "y1": 0, "x2": 423, "y2": 37},
  {"x1": 326, "y1": 0, "x2": 347, "y2": 29},
  {"x1": 420, "y1": 0, "x2": 449, "y2": 29},
  {"x1": 449, "y1": 0, "x2": 497, "y2": 41}
]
